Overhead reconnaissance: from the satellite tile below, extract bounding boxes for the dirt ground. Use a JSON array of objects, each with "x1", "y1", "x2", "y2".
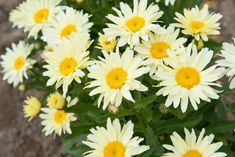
[
  {"x1": 0, "y1": 0, "x2": 235, "y2": 157},
  {"x1": 0, "y1": 0, "x2": 70, "y2": 156}
]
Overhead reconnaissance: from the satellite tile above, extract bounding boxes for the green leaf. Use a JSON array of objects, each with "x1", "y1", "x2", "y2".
[
  {"x1": 63, "y1": 123, "x2": 93, "y2": 156},
  {"x1": 216, "y1": 101, "x2": 227, "y2": 119},
  {"x1": 159, "y1": 4, "x2": 175, "y2": 25},
  {"x1": 65, "y1": 103, "x2": 100, "y2": 114},
  {"x1": 206, "y1": 121, "x2": 235, "y2": 133},
  {"x1": 86, "y1": 108, "x2": 134, "y2": 124},
  {"x1": 133, "y1": 95, "x2": 156, "y2": 109},
  {"x1": 63, "y1": 123, "x2": 93, "y2": 147},
  {"x1": 175, "y1": 0, "x2": 188, "y2": 13},
  {"x1": 155, "y1": 115, "x2": 203, "y2": 133},
  {"x1": 138, "y1": 106, "x2": 154, "y2": 122},
  {"x1": 223, "y1": 132, "x2": 235, "y2": 142},
  {"x1": 191, "y1": 100, "x2": 217, "y2": 128},
  {"x1": 192, "y1": 0, "x2": 203, "y2": 6},
  {"x1": 220, "y1": 146, "x2": 235, "y2": 157},
  {"x1": 65, "y1": 144, "x2": 90, "y2": 156},
  {"x1": 144, "y1": 125, "x2": 164, "y2": 156},
  {"x1": 229, "y1": 102, "x2": 235, "y2": 115},
  {"x1": 204, "y1": 39, "x2": 223, "y2": 53}
]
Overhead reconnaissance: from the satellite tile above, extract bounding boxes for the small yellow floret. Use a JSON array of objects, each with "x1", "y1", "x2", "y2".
[
  {"x1": 47, "y1": 92, "x2": 65, "y2": 109},
  {"x1": 98, "y1": 34, "x2": 117, "y2": 52},
  {"x1": 23, "y1": 96, "x2": 41, "y2": 121},
  {"x1": 197, "y1": 40, "x2": 204, "y2": 50}
]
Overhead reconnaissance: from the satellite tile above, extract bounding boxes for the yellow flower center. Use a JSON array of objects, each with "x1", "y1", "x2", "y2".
[
  {"x1": 60, "y1": 58, "x2": 78, "y2": 76},
  {"x1": 125, "y1": 16, "x2": 145, "y2": 32},
  {"x1": 99, "y1": 36, "x2": 117, "y2": 52},
  {"x1": 14, "y1": 56, "x2": 25, "y2": 71},
  {"x1": 183, "y1": 150, "x2": 203, "y2": 157},
  {"x1": 190, "y1": 21, "x2": 205, "y2": 33},
  {"x1": 106, "y1": 68, "x2": 127, "y2": 89},
  {"x1": 176, "y1": 67, "x2": 200, "y2": 89},
  {"x1": 48, "y1": 93, "x2": 65, "y2": 109},
  {"x1": 54, "y1": 110, "x2": 67, "y2": 124},
  {"x1": 34, "y1": 8, "x2": 49, "y2": 24},
  {"x1": 60, "y1": 24, "x2": 77, "y2": 38},
  {"x1": 150, "y1": 42, "x2": 171, "y2": 59},
  {"x1": 104, "y1": 141, "x2": 125, "y2": 157}
]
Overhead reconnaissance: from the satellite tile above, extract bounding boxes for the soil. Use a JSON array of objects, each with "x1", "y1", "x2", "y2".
[
  {"x1": 0, "y1": 0, "x2": 235, "y2": 157},
  {"x1": 0, "y1": 0, "x2": 68, "y2": 156}
]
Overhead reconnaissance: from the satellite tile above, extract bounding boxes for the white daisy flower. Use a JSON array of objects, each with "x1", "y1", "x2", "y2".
[
  {"x1": 162, "y1": 128, "x2": 226, "y2": 157},
  {"x1": 154, "y1": 45, "x2": 224, "y2": 112},
  {"x1": 104, "y1": 0, "x2": 163, "y2": 47},
  {"x1": 1, "y1": 41, "x2": 36, "y2": 87},
  {"x1": 86, "y1": 48, "x2": 149, "y2": 110},
  {"x1": 40, "y1": 108, "x2": 77, "y2": 136},
  {"x1": 135, "y1": 26, "x2": 187, "y2": 75},
  {"x1": 43, "y1": 34, "x2": 91, "y2": 95},
  {"x1": 9, "y1": 0, "x2": 61, "y2": 38},
  {"x1": 42, "y1": 7, "x2": 93, "y2": 47},
  {"x1": 174, "y1": 5, "x2": 222, "y2": 41},
  {"x1": 97, "y1": 33, "x2": 117, "y2": 53},
  {"x1": 156, "y1": 0, "x2": 176, "y2": 6},
  {"x1": 83, "y1": 118, "x2": 149, "y2": 157},
  {"x1": 217, "y1": 39, "x2": 235, "y2": 89}
]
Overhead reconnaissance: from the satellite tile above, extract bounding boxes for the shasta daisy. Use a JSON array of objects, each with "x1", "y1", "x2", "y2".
[
  {"x1": 86, "y1": 48, "x2": 149, "y2": 110},
  {"x1": 154, "y1": 45, "x2": 224, "y2": 112},
  {"x1": 83, "y1": 118, "x2": 150, "y2": 157},
  {"x1": 104, "y1": 0, "x2": 163, "y2": 47},
  {"x1": 1, "y1": 41, "x2": 35, "y2": 87},
  {"x1": 174, "y1": 5, "x2": 222, "y2": 41}
]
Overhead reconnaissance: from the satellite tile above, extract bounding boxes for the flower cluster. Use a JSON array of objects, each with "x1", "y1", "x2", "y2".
[{"x1": 1, "y1": 0, "x2": 234, "y2": 156}]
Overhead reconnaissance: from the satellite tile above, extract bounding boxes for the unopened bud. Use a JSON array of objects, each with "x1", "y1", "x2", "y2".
[
  {"x1": 76, "y1": 0, "x2": 84, "y2": 3},
  {"x1": 159, "y1": 104, "x2": 169, "y2": 113},
  {"x1": 108, "y1": 104, "x2": 118, "y2": 113},
  {"x1": 18, "y1": 84, "x2": 26, "y2": 91},
  {"x1": 197, "y1": 40, "x2": 204, "y2": 50}
]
